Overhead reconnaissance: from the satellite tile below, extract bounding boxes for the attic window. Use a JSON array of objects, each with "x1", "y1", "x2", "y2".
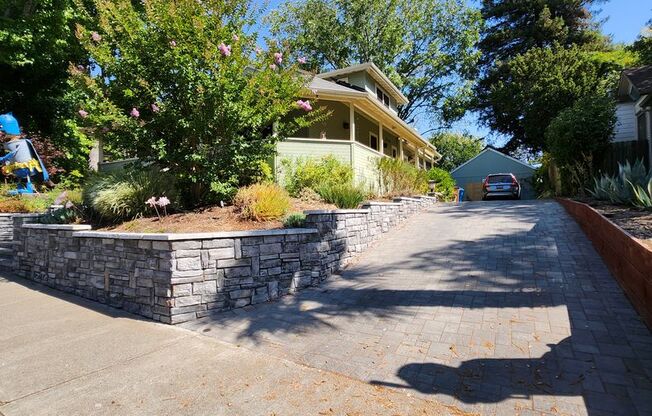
[{"x1": 376, "y1": 86, "x2": 390, "y2": 107}]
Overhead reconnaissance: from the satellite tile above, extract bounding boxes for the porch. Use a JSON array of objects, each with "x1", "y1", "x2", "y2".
[{"x1": 274, "y1": 100, "x2": 436, "y2": 187}]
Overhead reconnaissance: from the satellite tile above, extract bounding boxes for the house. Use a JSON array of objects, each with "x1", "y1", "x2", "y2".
[
  {"x1": 614, "y1": 65, "x2": 652, "y2": 169},
  {"x1": 450, "y1": 147, "x2": 536, "y2": 201},
  {"x1": 274, "y1": 63, "x2": 441, "y2": 187}
]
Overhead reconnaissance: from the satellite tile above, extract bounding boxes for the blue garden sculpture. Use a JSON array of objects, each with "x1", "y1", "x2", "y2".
[{"x1": 0, "y1": 113, "x2": 49, "y2": 194}]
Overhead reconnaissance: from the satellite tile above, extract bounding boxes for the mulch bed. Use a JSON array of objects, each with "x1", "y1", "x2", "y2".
[
  {"x1": 577, "y1": 198, "x2": 652, "y2": 245},
  {"x1": 98, "y1": 198, "x2": 336, "y2": 234}
]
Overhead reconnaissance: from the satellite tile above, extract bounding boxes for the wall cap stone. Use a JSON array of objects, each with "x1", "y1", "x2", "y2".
[
  {"x1": 393, "y1": 197, "x2": 421, "y2": 202},
  {"x1": 304, "y1": 209, "x2": 370, "y2": 215},
  {"x1": 22, "y1": 223, "x2": 92, "y2": 231},
  {"x1": 361, "y1": 201, "x2": 402, "y2": 206},
  {"x1": 72, "y1": 227, "x2": 319, "y2": 240},
  {"x1": 0, "y1": 213, "x2": 43, "y2": 217}
]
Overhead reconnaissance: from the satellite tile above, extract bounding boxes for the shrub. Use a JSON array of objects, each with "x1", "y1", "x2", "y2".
[
  {"x1": 234, "y1": 183, "x2": 290, "y2": 221},
  {"x1": 83, "y1": 167, "x2": 178, "y2": 223},
  {"x1": 283, "y1": 212, "x2": 306, "y2": 228},
  {"x1": 377, "y1": 158, "x2": 428, "y2": 197},
  {"x1": 317, "y1": 183, "x2": 366, "y2": 209},
  {"x1": 546, "y1": 95, "x2": 616, "y2": 195},
  {"x1": 427, "y1": 168, "x2": 456, "y2": 201},
  {"x1": 281, "y1": 155, "x2": 353, "y2": 196}
]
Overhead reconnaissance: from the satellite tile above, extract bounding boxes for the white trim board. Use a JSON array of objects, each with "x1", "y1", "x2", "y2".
[{"x1": 450, "y1": 147, "x2": 535, "y2": 174}]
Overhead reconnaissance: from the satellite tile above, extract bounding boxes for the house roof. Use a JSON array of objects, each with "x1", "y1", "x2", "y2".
[
  {"x1": 316, "y1": 62, "x2": 409, "y2": 105},
  {"x1": 623, "y1": 65, "x2": 652, "y2": 95},
  {"x1": 450, "y1": 147, "x2": 535, "y2": 174}
]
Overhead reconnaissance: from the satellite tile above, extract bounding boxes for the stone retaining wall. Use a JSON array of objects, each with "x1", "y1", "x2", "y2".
[{"x1": 12, "y1": 196, "x2": 438, "y2": 324}]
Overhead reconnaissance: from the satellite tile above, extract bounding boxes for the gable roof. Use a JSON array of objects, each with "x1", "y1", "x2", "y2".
[
  {"x1": 450, "y1": 147, "x2": 535, "y2": 174},
  {"x1": 316, "y1": 62, "x2": 409, "y2": 105},
  {"x1": 623, "y1": 65, "x2": 652, "y2": 95}
]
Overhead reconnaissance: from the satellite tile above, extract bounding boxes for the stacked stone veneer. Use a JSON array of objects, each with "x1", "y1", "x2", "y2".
[{"x1": 12, "y1": 196, "x2": 438, "y2": 324}]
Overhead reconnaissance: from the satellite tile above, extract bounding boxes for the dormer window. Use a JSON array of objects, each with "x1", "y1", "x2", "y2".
[{"x1": 376, "y1": 86, "x2": 390, "y2": 107}]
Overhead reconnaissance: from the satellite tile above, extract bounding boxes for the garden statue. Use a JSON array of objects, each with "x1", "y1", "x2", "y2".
[{"x1": 0, "y1": 112, "x2": 49, "y2": 194}]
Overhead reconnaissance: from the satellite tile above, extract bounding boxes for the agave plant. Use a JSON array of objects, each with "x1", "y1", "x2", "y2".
[
  {"x1": 589, "y1": 159, "x2": 652, "y2": 205},
  {"x1": 630, "y1": 178, "x2": 652, "y2": 209}
]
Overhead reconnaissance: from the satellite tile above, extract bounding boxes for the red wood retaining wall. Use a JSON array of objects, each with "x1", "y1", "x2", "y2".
[{"x1": 557, "y1": 198, "x2": 652, "y2": 329}]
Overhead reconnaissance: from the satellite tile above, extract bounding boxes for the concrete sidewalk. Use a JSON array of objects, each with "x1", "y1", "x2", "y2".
[{"x1": 0, "y1": 275, "x2": 457, "y2": 416}]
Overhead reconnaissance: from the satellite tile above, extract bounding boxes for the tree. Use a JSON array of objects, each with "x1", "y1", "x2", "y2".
[
  {"x1": 268, "y1": 0, "x2": 482, "y2": 127},
  {"x1": 73, "y1": 0, "x2": 323, "y2": 206},
  {"x1": 473, "y1": 0, "x2": 612, "y2": 155},
  {"x1": 0, "y1": 0, "x2": 93, "y2": 179},
  {"x1": 475, "y1": 44, "x2": 622, "y2": 154},
  {"x1": 545, "y1": 94, "x2": 616, "y2": 194},
  {"x1": 429, "y1": 132, "x2": 483, "y2": 171},
  {"x1": 478, "y1": 0, "x2": 604, "y2": 65},
  {"x1": 631, "y1": 17, "x2": 652, "y2": 64}
]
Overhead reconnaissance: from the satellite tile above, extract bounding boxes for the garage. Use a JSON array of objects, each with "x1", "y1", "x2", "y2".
[{"x1": 450, "y1": 147, "x2": 536, "y2": 200}]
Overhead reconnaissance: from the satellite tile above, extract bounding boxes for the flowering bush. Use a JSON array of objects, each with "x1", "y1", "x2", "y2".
[{"x1": 72, "y1": 0, "x2": 326, "y2": 207}]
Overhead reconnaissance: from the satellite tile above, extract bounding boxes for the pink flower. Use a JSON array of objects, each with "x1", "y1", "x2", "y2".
[
  {"x1": 232, "y1": 34, "x2": 239, "y2": 42},
  {"x1": 298, "y1": 57, "x2": 307, "y2": 64},
  {"x1": 77, "y1": 64, "x2": 86, "y2": 71},
  {"x1": 156, "y1": 196, "x2": 170, "y2": 207},
  {"x1": 255, "y1": 47, "x2": 262, "y2": 54},
  {"x1": 130, "y1": 108, "x2": 140, "y2": 118},
  {"x1": 269, "y1": 64, "x2": 277, "y2": 70},
  {"x1": 218, "y1": 43, "x2": 231, "y2": 56},
  {"x1": 145, "y1": 197, "x2": 157, "y2": 207},
  {"x1": 151, "y1": 103, "x2": 160, "y2": 113},
  {"x1": 78, "y1": 109, "x2": 88, "y2": 118},
  {"x1": 296, "y1": 100, "x2": 312, "y2": 112},
  {"x1": 273, "y1": 52, "x2": 283, "y2": 65},
  {"x1": 91, "y1": 32, "x2": 101, "y2": 42},
  {"x1": 169, "y1": 40, "x2": 177, "y2": 47}
]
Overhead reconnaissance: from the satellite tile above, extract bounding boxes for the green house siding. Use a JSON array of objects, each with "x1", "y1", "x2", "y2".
[
  {"x1": 274, "y1": 138, "x2": 383, "y2": 189},
  {"x1": 451, "y1": 149, "x2": 536, "y2": 200}
]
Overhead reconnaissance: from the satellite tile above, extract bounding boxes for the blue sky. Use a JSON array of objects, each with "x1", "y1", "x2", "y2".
[{"x1": 255, "y1": 0, "x2": 651, "y2": 143}]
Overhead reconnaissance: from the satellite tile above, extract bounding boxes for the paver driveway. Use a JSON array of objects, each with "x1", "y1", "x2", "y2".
[{"x1": 183, "y1": 200, "x2": 652, "y2": 416}]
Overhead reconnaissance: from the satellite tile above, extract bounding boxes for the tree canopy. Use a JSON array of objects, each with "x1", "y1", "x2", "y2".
[
  {"x1": 631, "y1": 17, "x2": 652, "y2": 64},
  {"x1": 478, "y1": 0, "x2": 604, "y2": 65},
  {"x1": 0, "y1": 0, "x2": 92, "y2": 178},
  {"x1": 268, "y1": 0, "x2": 482, "y2": 127},
  {"x1": 429, "y1": 132, "x2": 484, "y2": 171}
]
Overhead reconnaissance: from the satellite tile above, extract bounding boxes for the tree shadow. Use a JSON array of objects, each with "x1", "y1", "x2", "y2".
[{"x1": 369, "y1": 335, "x2": 647, "y2": 415}]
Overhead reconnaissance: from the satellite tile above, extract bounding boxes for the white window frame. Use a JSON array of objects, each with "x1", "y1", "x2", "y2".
[{"x1": 376, "y1": 86, "x2": 390, "y2": 108}]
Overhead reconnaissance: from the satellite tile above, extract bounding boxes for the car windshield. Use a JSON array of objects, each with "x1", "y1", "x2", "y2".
[{"x1": 487, "y1": 175, "x2": 512, "y2": 184}]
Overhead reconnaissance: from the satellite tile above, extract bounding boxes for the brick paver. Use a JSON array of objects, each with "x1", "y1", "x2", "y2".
[{"x1": 183, "y1": 200, "x2": 652, "y2": 416}]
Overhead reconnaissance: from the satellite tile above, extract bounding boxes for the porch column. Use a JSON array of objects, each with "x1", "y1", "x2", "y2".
[
  {"x1": 349, "y1": 102, "x2": 356, "y2": 142},
  {"x1": 378, "y1": 121, "x2": 384, "y2": 154},
  {"x1": 415, "y1": 148, "x2": 420, "y2": 168},
  {"x1": 399, "y1": 139, "x2": 404, "y2": 160}
]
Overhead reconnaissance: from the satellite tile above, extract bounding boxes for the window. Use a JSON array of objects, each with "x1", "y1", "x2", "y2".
[
  {"x1": 638, "y1": 113, "x2": 648, "y2": 141},
  {"x1": 376, "y1": 86, "x2": 390, "y2": 108},
  {"x1": 392, "y1": 146, "x2": 398, "y2": 158},
  {"x1": 370, "y1": 133, "x2": 378, "y2": 151}
]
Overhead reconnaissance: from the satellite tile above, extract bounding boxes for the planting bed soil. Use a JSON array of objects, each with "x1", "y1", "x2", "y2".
[
  {"x1": 98, "y1": 198, "x2": 336, "y2": 233},
  {"x1": 578, "y1": 199, "x2": 652, "y2": 246}
]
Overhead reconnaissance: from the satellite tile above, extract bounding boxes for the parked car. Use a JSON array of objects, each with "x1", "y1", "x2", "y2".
[{"x1": 482, "y1": 173, "x2": 521, "y2": 200}]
